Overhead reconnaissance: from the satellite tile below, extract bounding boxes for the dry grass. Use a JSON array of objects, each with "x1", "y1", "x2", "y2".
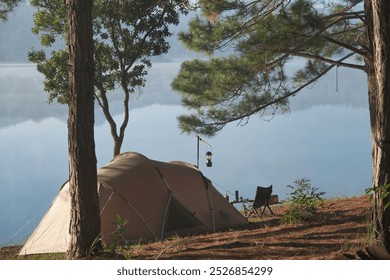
[{"x1": 0, "y1": 196, "x2": 372, "y2": 260}]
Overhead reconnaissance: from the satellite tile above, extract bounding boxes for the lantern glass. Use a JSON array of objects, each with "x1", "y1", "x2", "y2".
[{"x1": 206, "y1": 151, "x2": 213, "y2": 167}]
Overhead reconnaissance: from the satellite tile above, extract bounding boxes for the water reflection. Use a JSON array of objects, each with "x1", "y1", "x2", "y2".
[{"x1": 0, "y1": 64, "x2": 372, "y2": 246}]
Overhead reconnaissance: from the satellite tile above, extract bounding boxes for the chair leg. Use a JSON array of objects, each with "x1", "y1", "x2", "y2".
[
  {"x1": 260, "y1": 204, "x2": 275, "y2": 217},
  {"x1": 248, "y1": 205, "x2": 275, "y2": 219},
  {"x1": 267, "y1": 205, "x2": 275, "y2": 216},
  {"x1": 260, "y1": 206, "x2": 267, "y2": 218},
  {"x1": 246, "y1": 207, "x2": 262, "y2": 219},
  {"x1": 253, "y1": 208, "x2": 261, "y2": 219},
  {"x1": 243, "y1": 204, "x2": 249, "y2": 218},
  {"x1": 244, "y1": 203, "x2": 256, "y2": 219},
  {"x1": 245, "y1": 210, "x2": 253, "y2": 220}
]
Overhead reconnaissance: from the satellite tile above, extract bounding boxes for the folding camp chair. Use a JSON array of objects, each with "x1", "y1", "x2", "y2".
[{"x1": 245, "y1": 185, "x2": 275, "y2": 219}]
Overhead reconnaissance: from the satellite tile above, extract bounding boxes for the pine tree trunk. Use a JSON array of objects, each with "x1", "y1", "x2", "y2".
[
  {"x1": 66, "y1": 0, "x2": 102, "y2": 259},
  {"x1": 365, "y1": 0, "x2": 390, "y2": 252}
]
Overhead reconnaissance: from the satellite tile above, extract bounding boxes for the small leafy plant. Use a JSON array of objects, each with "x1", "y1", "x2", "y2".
[
  {"x1": 105, "y1": 214, "x2": 129, "y2": 252},
  {"x1": 365, "y1": 184, "x2": 390, "y2": 210},
  {"x1": 281, "y1": 178, "x2": 326, "y2": 224}
]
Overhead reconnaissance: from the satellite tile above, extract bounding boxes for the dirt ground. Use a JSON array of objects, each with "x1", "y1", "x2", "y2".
[{"x1": 0, "y1": 195, "x2": 372, "y2": 260}]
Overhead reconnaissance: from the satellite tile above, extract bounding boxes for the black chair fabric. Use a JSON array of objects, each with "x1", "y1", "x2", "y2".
[{"x1": 246, "y1": 185, "x2": 275, "y2": 218}]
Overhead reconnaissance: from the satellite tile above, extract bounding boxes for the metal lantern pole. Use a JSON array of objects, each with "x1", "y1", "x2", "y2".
[{"x1": 196, "y1": 135, "x2": 213, "y2": 169}]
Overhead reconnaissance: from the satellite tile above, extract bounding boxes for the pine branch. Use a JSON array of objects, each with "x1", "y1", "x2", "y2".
[
  {"x1": 200, "y1": 52, "x2": 356, "y2": 131},
  {"x1": 324, "y1": 35, "x2": 366, "y2": 56},
  {"x1": 321, "y1": 11, "x2": 365, "y2": 22},
  {"x1": 291, "y1": 51, "x2": 365, "y2": 70}
]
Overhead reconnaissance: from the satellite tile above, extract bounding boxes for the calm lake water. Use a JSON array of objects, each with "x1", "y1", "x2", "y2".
[{"x1": 0, "y1": 63, "x2": 372, "y2": 246}]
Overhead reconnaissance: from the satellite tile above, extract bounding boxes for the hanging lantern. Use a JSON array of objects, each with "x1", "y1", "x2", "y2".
[{"x1": 206, "y1": 151, "x2": 213, "y2": 167}]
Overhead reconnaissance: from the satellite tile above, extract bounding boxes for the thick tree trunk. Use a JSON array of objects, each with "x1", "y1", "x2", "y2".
[
  {"x1": 365, "y1": 0, "x2": 390, "y2": 252},
  {"x1": 66, "y1": 0, "x2": 102, "y2": 259}
]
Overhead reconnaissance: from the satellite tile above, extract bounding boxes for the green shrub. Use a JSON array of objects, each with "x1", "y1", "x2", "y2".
[
  {"x1": 281, "y1": 178, "x2": 325, "y2": 224},
  {"x1": 105, "y1": 214, "x2": 129, "y2": 252}
]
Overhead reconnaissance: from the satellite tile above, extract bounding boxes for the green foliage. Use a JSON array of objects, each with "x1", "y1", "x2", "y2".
[
  {"x1": 0, "y1": 0, "x2": 21, "y2": 21},
  {"x1": 365, "y1": 184, "x2": 390, "y2": 211},
  {"x1": 281, "y1": 178, "x2": 326, "y2": 224},
  {"x1": 105, "y1": 214, "x2": 129, "y2": 252},
  {"x1": 28, "y1": 49, "x2": 68, "y2": 104},
  {"x1": 172, "y1": 0, "x2": 365, "y2": 136},
  {"x1": 30, "y1": 0, "x2": 188, "y2": 104},
  {"x1": 30, "y1": 0, "x2": 188, "y2": 155}
]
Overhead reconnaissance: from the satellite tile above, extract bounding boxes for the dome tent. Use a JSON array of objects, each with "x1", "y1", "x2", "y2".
[{"x1": 19, "y1": 152, "x2": 246, "y2": 255}]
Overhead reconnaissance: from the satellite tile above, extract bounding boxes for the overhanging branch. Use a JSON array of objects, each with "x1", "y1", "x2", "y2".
[
  {"x1": 293, "y1": 51, "x2": 365, "y2": 70},
  {"x1": 324, "y1": 36, "x2": 366, "y2": 56},
  {"x1": 200, "y1": 52, "x2": 356, "y2": 130}
]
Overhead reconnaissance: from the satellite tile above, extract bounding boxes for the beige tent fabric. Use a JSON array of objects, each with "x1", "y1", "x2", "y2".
[
  {"x1": 19, "y1": 182, "x2": 71, "y2": 255},
  {"x1": 19, "y1": 152, "x2": 246, "y2": 255}
]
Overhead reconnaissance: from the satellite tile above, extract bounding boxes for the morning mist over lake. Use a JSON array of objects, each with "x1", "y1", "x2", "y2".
[{"x1": 0, "y1": 4, "x2": 371, "y2": 246}]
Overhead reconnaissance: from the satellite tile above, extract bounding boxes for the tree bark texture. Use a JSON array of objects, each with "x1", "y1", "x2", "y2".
[
  {"x1": 365, "y1": 0, "x2": 390, "y2": 252},
  {"x1": 66, "y1": 0, "x2": 101, "y2": 259}
]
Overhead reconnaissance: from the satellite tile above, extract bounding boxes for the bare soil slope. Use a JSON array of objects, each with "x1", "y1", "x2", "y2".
[
  {"x1": 0, "y1": 196, "x2": 371, "y2": 260},
  {"x1": 128, "y1": 196, "x2": 371, "y2": 260}
]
